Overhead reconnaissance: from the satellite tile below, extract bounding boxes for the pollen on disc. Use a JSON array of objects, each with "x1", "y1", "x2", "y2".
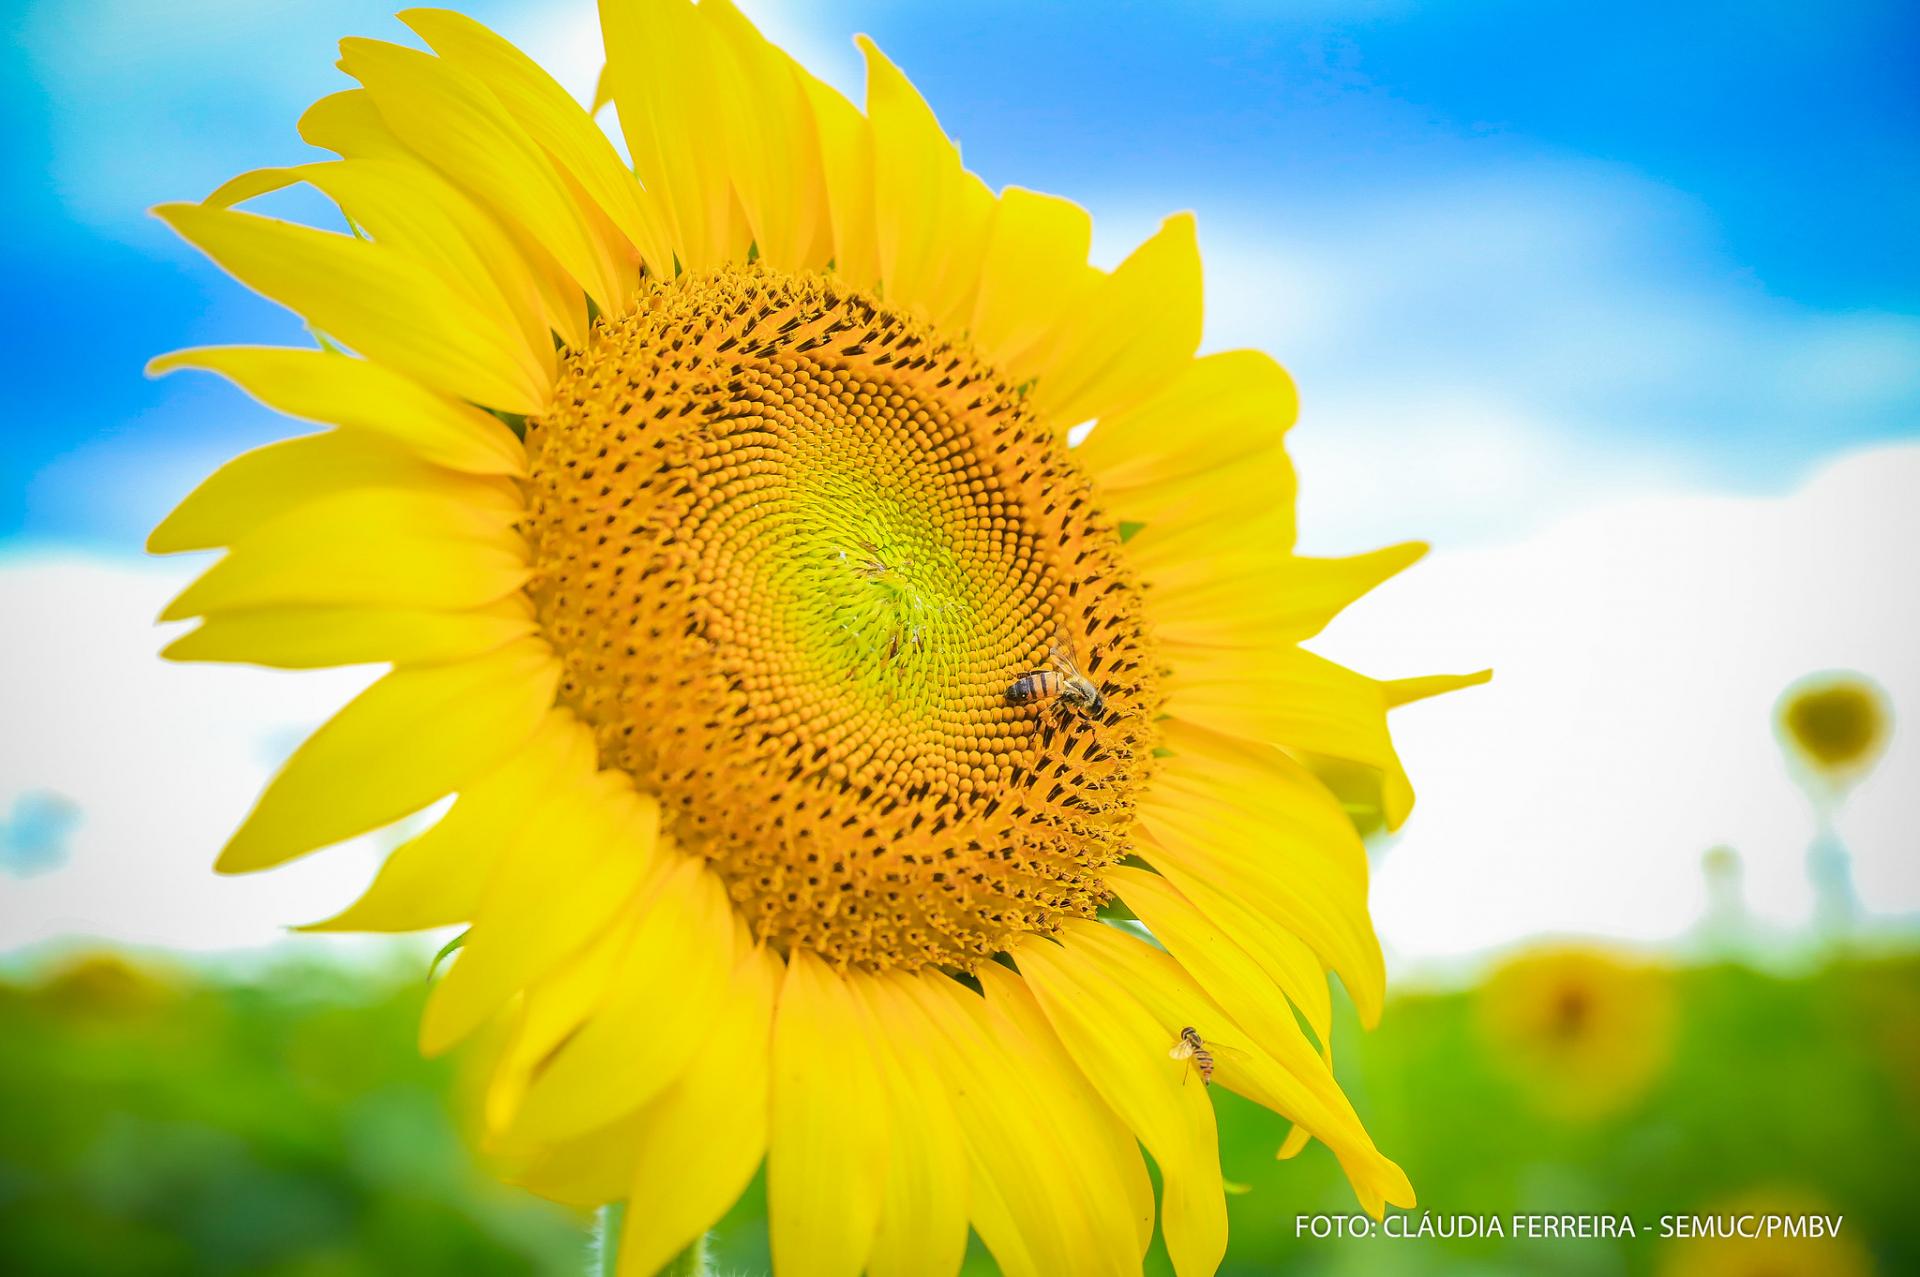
[{"x1": 524, "y1": 264, "x2": 1160, "y2": 971}]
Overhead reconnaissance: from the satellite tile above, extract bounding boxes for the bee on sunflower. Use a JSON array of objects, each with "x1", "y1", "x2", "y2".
[{"x1": 149, "y1": 3, "x2": 1485, "y2": 1273}]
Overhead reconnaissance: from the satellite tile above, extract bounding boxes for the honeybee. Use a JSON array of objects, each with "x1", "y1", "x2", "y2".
[
  {"x1": 1006, "y1": 642, "x2": 1107, "y2": 720},
  {"x1": 1169, "y1": 1025, "x2": 1217, "y2": 1086}
]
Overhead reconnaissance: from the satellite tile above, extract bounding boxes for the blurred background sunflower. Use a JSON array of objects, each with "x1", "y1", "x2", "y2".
[
  {"x1": 1656, "y1": 1187, "x2": 1876, "y2": 1277},
  {"x1": 2, "y1": 1, "x2": 1915, "y2": 1275},
  {"x1": 1474, "y1": 946, "x2": 1676, "y2": 1122},
  {"x1": 1777, "y1": 673, "x2": 1893, "y2": 791}
]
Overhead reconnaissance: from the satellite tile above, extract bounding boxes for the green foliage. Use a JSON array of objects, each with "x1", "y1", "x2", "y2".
[
  {"x1": 2, "y1": 951, "x2": 1914, "y2": 1275},
  {"x1": 1187, "y1": 955, "x2": 1920, "y2": 1276},
  {"x1": 0, "y1": 953, "x2": 583, "y2": 1276}
]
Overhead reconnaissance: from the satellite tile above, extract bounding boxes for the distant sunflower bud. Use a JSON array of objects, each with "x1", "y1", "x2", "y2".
[{"x1": 1776, "y1": 672, "x2": 1892, "y2": 792}]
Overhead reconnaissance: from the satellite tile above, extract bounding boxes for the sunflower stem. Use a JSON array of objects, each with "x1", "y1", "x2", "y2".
[
  {"x1": 593, "y1": 1204, "x2": 711, "y2": 1277},
  {"x1": 594, "y1": 1203, "x2": 624, "y2": 1277},
  {"x1": 661, "y1": 1235, "x2": 712, "y2": 1277}
]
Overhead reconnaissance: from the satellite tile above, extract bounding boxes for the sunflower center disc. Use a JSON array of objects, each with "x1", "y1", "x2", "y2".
[{"x1": 525, "y1": 265, "x2": 1159, "y2": 970}]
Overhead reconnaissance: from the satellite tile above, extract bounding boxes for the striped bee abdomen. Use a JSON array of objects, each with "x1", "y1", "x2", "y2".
[{"x1": 1006, "y1": 670, "x2": 1063, "y2": 705}]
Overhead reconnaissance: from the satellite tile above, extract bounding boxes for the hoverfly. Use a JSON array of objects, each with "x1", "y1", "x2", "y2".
[{"x1": 1169, "y1": 1025, "x2": 1247, "y2": 1087}]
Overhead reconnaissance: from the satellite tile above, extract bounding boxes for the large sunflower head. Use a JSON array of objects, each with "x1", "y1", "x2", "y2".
[{"x1": 149, "y1": 4, "x2": 1484, "y2": 1273}]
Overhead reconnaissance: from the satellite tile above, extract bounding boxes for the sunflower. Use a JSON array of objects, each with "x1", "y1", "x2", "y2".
[
  {"x1": 1475, "y1": 945, "x2": 1675, "y2": 1122},
  {"x1": 1776, "y1": 671, "x2": 1892, "y2": 796},
  {"x1": 149, "y1": 4, "x2": 1483, "y2": 1273}
]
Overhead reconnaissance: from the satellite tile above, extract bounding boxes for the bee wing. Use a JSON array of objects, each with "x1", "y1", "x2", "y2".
[{"x1": 1047, "y1": 642, "x2": 1083, "y2": 677}]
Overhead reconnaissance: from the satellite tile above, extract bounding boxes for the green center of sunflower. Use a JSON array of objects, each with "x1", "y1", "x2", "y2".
[{"x1": 523, "y1": 264, "x2": 1160, "y2": 971}]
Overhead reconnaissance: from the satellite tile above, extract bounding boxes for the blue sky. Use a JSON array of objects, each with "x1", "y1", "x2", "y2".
[{"x1": 3, "y1": 0, "x2": 1916, "y2": 554}]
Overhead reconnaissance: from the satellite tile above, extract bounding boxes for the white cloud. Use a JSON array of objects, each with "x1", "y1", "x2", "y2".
[
  {"x1": 1314, "y1": 442, "x2": 1920, "y2": 968},
  {"x1": 1283, "y1": 387, "x2": 1692, "y2": 552},
  {"x1": 0, "y1": 552, "x2": 403, "y2": 956},
  {"x1": 1177, "y1": 163, "x2": 1920, "y2": 552},
  {"x1": 1195, "y1": 161, "x2": 1920, "y2": 406}
]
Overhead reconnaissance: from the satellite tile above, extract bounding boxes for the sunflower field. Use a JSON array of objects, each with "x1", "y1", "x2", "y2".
[{"x1": 3, "y1": 945, "x2": 1912, "y2": 1276}]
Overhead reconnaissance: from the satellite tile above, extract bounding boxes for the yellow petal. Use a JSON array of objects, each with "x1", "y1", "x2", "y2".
[
  {"x1": 338, "y1": 37, "x2": 634, "y2": 312},
  {"x1": 298, "y1": 89, "x2": 409, "y2": 160},
  {"x1": 1159, "y1": 719, "x2": 1369, "y2": 891},
  {"x1": 153, "y1": 202, "x2": 549, "y2": 413},
  {"x1": 204, "y1": 160, "x2": 568, "y2": 373},
  {"x1": 768, "y1": 951, "x2": 891, "y2": 1277},
  {"x1": 506, "y1": 856, "x2": 735, "y2": 1139},
  {"x1": 498, "y1": 1112, "x2": 638, "y2": 1210},
  {"x1": 1386, "y1": 668, "x2": 1493, "y2": 707},
  {"x1": 974, "y1": 965, "x2": 1159, "y2": 1262},
  {"x1": 150, "y1": 346, "x2": 526, "y2": 478},
  {"x1": 485, "y1": 909, "x2": 637, "y2": 1136},
  {"x1": 857, "y1": 36, "x2": 995, "y2": 331},
  {"x1": 1074, "y1": 348, "x2": 1295, "y2": 492},
  {"x1": 295, "y1": 158, "x2": 585, "y2": 360},
  {"x1": 698, "y1": 0, "x2": 830, "y2": 271},
  {"x1": 1145, "y1": 543, "x2": 1429, "y2": 650},
  {"x1": 422, "y1": 773, "x2": 659, "y2": 1054},
  {"x1": 1139, "y1": 718, "x2": 1385, "y2": 1024},
  {"x1": 1111, "y1": 865, "x2": 1373, "y2": 1157},
  {"x1": 850, "y1": 975, "x2": 969, "y2": 1277},
  {"x1": 215, "y1": 638, "x2": 561, "y2": 873},
  {"x1": 163, "y1": 600, "x2": 534, "y2": 670},
  {"x1": 400, "y1": 7, "x2": 675, "y2": 275},
  {"x1": 1122, "y1": 837, "x2": 1333, "y2": 1056},
  {"x1": 797, "y1": 66, "x2": 879, "y2": 290},
  {"x1": 496, "y1": 920, "x2": 772, "y2": 1226},
  {"x1": 1017, "y1": 931, "x2": 1227, "y2": 1277},
  {"x1": 158, "y1": 488, "x2": 529, "y2": 621},
  {"x1": 146, "y1": 428, "x2": 517, "y2": 556},
  {"x1": 1164, "y1": 646, "x2": 1415, "y2": 831},
  {"x1": 1140, "y1": 807, "x2": 1378, "y2": 1031},
  {"x1": 597, "y1": 0, "x2": 746, "y2": 271},
  {"x1": 970, "y1": 187, "x2": 1097, "y2": 373},
  {"x1": 1109, "y1": 444, "x2": 1297, "y2": 557},
  {"x1": 891, "y1": 969, "x2": 1150, "y2": 1277},
  {"x1": 1028, "y1": 213, "x2": 1203, "y2": 430},
  {"x1": 302, "y1": 708, "x2": 592, "y2": 932},
  {"x1": 1059, "y1": 918, "x2": 1413, "y2": 1218},
  {"x1": 611, "y1": 935, "x2": 777, "y2": 1272}
]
